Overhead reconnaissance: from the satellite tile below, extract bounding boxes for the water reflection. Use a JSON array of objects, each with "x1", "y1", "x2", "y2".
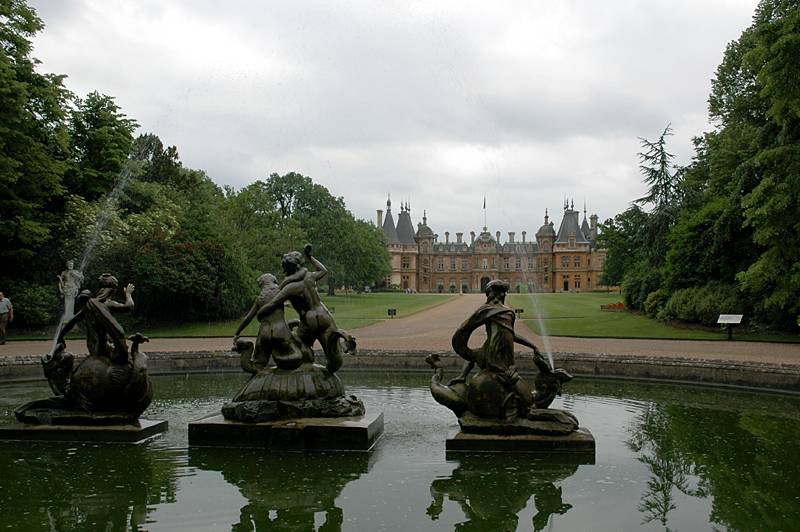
[
  {"x1": 3, "y1": 375, "x2": 800, "y2": 530},
  {"x1": 426, "y1": 455, "x2": 579, "y2": 531},
  {"x1": 627, "y1": 401, "x2": 800, "y2": 530},
  {"x1": 0, "y1": 442, "x2": 178, "y2": 531},
  {"x1": 188, "y1": 448, "x2": 372, "y2": 531}
]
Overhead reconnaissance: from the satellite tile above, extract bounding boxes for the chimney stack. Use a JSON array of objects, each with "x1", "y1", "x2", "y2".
[
  {"x1": 496, "y1": 231, "x2": 501, "y2": 242},
  {"x1": 456, "y1": 232, "x2": 463, "y2": 243},
  {"x1": 590, "y1": 214, "x2": 598, "y2": 240},
  {"x1": 470, "y1": 231, "x2": 476, "y2": 244},
  {"x1": 434, "y1": 234, "x2": 438, "y2": 243},
  {"x1": 522, "y1": 231, "x2": 527, "y2": 243},
  {"x1": 508, "y1": 232, "x2": 515, "y2": 243},
  {"x1": 377, "y1": 209, "x2": 383, "y2": 228},
  {"x1": 445, "y1": 231, "x2": 450, "y2": 243}
]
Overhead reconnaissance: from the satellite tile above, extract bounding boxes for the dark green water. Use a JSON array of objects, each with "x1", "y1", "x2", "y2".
[{"x1": 2, "y1": 373, "x2": 800, "y2": 531}]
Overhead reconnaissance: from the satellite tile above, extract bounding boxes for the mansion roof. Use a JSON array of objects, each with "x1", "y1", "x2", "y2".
[{"x1": 379, "y1": 196, "x2": 599, "y2": 251}]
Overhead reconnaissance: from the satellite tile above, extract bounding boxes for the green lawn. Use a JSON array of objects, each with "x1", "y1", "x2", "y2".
[
  {"x1": 506, "y1": 292, "x2": 795, "y2": 341},
  {"x1": 143, "y1": 292, "x2": 456, "y2": 338}
]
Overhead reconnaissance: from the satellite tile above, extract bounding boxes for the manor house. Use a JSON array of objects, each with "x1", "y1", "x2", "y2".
[{"x1": 377, "y1": 197, "x2": 607, "y2": 293}]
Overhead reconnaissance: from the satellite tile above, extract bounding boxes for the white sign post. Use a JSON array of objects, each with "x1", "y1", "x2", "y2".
[{"x1": 717, "y1": 314, "x2": 743, "y2": 340}]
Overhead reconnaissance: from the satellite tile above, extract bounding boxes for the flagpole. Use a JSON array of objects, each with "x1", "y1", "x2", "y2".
[{"x1": 483, "y1": 195, "x2": 487, "y2": 229}]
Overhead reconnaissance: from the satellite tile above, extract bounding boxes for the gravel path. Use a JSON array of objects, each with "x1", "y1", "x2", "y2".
[{"x1": 2, "y1": 293, "x2": 799, "y2": 366}]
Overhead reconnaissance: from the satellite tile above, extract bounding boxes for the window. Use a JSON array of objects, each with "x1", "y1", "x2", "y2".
[
  {"x1": 528, "y1": 258, "x2": 534, "y2": 271},
  {"x1": 461, "y1": 258, "x2": 469, "y2": 271},
  {"x1": 516, "y1": 258, "x2": 521, "y2": 271},
  {"x1": 450, "y1": 257, "x2": 456, "y2": 271},
  {"x1": 504, "y1": 257, "x2": 510, "y2": 270},
  {"x1": 437, "y1": 258, "x2": 444, "y2": 271},
  {"x1": 574, "y1": 278, "x2": 581, "y2": 289},
  {"x1": 568, "y1": 233, "x2": 576, "y2": 249},
  {"x1": 561, "y1": 256, "x2": 569, "y2": 267},
  {"x1": 482, "y1": 258, "x2": 488, "y2": 270},
  {"x1": 401, "y1": 256, "x2": 410, "y2": 269},
  {"x1": 573, "y1": 256, "x2": 581, "y2": 267}
]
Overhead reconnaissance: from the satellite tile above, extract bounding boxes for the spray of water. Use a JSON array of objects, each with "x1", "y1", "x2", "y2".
[
  {"x1": 520, "y1": 271, "x2": 555, "y2": 369},
  {"x1": 49, "y1": 156, "x2": 142, "y2": 357}
]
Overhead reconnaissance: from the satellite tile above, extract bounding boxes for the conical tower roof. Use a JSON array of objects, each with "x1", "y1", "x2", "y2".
[
  {"x1": 382, "y1": 196, "x2": 399, "y2": 243},
  {"x1": 396, "y1": 202, "x2": 416, "y2": 244},
  {"x1": 555, "y1": 207, "x2": 589, "y2": 244}
]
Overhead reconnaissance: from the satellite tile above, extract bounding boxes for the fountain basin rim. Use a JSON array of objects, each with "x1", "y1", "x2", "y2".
[{"x1": 1, "y1": 349, "x2": 798, "y2": 393}]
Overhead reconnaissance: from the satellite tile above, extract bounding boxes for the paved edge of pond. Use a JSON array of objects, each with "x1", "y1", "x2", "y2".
[{"x1": 2, "y1": 349, "x2": 798, "y2": 393}]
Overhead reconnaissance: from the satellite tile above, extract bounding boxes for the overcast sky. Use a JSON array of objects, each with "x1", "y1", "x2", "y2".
[{"x1": 29, "y1": 0, "x2": 757, "y2": 238}]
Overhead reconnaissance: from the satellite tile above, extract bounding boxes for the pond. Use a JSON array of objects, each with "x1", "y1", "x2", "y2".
[{"x1": 1, "y1": 372, "x2": 799, "y2": 531}]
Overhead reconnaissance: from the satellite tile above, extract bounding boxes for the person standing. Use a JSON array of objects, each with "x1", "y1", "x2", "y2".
[{"x1": 0, "y1": 292, "x2": 13, "y2": 344}]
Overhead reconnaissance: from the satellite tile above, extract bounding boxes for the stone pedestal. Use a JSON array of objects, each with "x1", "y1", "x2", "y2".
[
  {"x1": 0, "y1": 419, "x2": 168, "y2": 444},
  {"x1": 188, "y1": 411, "x2": 384, "y2": 451},
  {"x1": 446, "y1": 427, "x2": 595, "y2": 457}
]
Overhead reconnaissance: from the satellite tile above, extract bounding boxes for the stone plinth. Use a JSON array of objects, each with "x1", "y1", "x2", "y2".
[
  {"x1": 188, "y1": 411, "x2": 384, "y2": 451},
  {"x1": 446, "y1": 427, "x2": 595, "y2": 456},
  {"x1": 0, "y1": 419, "x2": 167, "y2": 444}
]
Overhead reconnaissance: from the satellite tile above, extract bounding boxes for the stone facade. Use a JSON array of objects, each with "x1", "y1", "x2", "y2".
[{"x1": 377, "y1": 198, "x2": 607, "y2": 293}]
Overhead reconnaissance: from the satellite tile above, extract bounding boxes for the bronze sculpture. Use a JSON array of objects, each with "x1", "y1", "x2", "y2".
[
  {"x1": 15, "y1": 274, "x2": 154, "y2": 424},
  {"x1": 223, "y1": 244, "x2": 363, "y2": 422},
  {"x1": 426, "y1": 279, "x2": 578, "y2": 435}
]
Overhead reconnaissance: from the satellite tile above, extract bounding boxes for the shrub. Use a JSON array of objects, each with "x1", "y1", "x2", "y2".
[
  {"x1": 5, "y1": 282, "x2": 61, "y2": 328},
  {"x1": 622, "y1": 262, "x2": 662, "y2": 310},
  {"x1": 663, "y1": 282, "x2": 742, "y2": 326},
  {"x1": 643, "y1": 288, "x2": 669, "y2": 318}
]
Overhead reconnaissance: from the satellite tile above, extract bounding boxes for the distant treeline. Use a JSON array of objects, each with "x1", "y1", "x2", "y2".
[
  {"x1": 599, "y1": 0, "x2": 800, "y2": 331},
  {"x1": 0, "y1": 2, "x2": 389, "y2": 327}
]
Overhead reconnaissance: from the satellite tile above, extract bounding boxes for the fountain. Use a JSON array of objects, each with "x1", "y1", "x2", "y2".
[
  {"x1": 2, "y1": 273, "x2": 166, "y2": 443},
  {"x1": 3, "y1": 369, "x2": 800, "y2": 528},
  {"x1": 426, "y1": 279, "x2": 594, "y2": 454},
  {"x1": 188, "y1": 243, "x2": 384, "y2": 450}
]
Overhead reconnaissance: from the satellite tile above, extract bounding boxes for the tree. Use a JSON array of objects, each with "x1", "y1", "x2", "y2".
[
  {"x1": 64, "y1": 91, "x2": 137, "y2": 201},
  {"x1": 598, "y1": 206, "x2": 648, "y2": 286},
  {"x1": 635, "y1": 125, "x2": 683, "y2": 267},
  {"x1": 0, "y1": 0, "x2": 70, "y2": 278},
  {"x1": 131, "y1": 132, "x2": 182, "y2": 185},
  {"x1": 735, "y1": 0, "x2": 800, "y2": 328},
  {"x1": 337, "y1": 218, "x2": 391, "y2": 291}
]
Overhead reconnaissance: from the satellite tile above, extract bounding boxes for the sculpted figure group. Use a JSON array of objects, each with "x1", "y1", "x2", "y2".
[
  {"x1": 16, "y1": 274, "x2": 153, "y2": 424},
  {"x1": 427, "y1": 279, "x2": 578, "y2": 435},
  {"x1": 222, "y1": 244, "x2": 362, "y2": 422},
  {"x1": 17, "y1": 242, "x2": 581, "y2": 443}
]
